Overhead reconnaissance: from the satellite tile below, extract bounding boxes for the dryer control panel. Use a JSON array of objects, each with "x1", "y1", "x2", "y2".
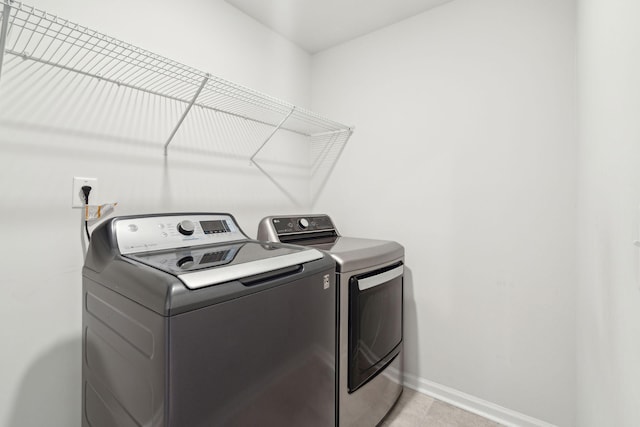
[
  {"x1": 257, "y1": 214, "x2": 339, "y2": 244},
  {"x1": 115, "y1": 214, "x2": 246, "y2": 254},
  {"x1": 271, "y1": 215, "x2": 336, "y2": 234}
]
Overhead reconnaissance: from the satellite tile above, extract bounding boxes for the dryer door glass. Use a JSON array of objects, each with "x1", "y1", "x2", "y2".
[{"x1": 348, "y1": 263, "x2": 403, "y2": 392}]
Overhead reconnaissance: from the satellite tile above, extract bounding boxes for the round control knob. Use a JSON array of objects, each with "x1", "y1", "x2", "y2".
[
  {"x1": 298, "y1": 218, "x2": 309, "y2": 229},
  {"x1": 177, "y1": 255, "x2": 194, "y2": 269},
  {"x1": 177, "y1": 220, "x2": 195, "y2": 236}
]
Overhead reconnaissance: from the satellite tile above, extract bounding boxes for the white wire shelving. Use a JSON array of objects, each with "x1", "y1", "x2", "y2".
[{"x1": 0, "y1": 0, "x2": 352, "y2": 204}]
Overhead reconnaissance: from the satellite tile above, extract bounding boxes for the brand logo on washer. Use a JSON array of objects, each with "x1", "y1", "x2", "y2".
[{"x1": 323, "y1": 274, "x2": 330, "y2": 290}]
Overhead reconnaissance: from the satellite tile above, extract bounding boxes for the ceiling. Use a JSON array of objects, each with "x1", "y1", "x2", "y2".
[{"x1": 225, "y1": 0, "x2": 453, "y2": 54}]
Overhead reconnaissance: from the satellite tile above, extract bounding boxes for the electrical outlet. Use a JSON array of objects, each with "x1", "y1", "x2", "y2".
[{"x1": 72, "y1": 177, "x2": 98, "y2": 208}]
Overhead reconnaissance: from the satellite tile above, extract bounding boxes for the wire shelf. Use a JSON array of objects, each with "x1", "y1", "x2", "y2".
[
  {"x1": 0, "y1": 0, "x2": 352, "y2": 205},
  {"x1": 0, "y1": 0, "x2": 352, "y2": 138}
]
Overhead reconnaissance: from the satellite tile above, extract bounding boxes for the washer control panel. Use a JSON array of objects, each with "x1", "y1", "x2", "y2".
[
  {"x1": 115, "y1": 214, "x2": 245, "y2": 254},
  {"x1": 271, "y1": 215, "x2": 335, "y2": 235}
]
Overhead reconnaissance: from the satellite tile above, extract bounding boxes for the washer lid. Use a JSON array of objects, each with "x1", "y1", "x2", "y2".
[{"x1": 124, "y1": 241, "x2": 323, "y2": 289}]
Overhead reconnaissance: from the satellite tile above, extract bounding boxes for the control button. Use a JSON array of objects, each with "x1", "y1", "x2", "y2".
[
  {"x1": 128, "y1": 224, "x2": 138, "y2": 232},
  {"x1": 298, "y1": 218, "x2": 309, "y2": 229},
  {"x1": 161, "y1": 232, "x2": 168, "y2": 237},
  {"x1": 177, "y1": 220, "x2": 195, "y2": 236},
  {"x1": 177, "y1": 255, "x2": 195, "y2": 269},
  {"x1": 158, "y1": 224, "x2": 165, "y2": 229}
]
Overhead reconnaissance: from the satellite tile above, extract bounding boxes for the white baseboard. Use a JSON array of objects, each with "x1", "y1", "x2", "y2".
[{"x1": 402, "y1": 373, "x2": 557, "y2": 427}]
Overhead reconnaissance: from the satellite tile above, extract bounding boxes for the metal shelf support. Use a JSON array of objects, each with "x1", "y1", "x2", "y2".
[
  {"x1": 249, "y1": 106, "x2": 295, "y2": 163},
  {"x1": 0, "y1": 0, "x2": 12, "y2": 79},
  {"x1": 164, "y1": 73, "x2": 209, "y2": 156}
]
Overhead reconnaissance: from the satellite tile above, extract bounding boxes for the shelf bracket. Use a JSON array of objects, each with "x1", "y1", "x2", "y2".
[
  {"x1": 0, "y1": 1, "x2": 13, "y2": 81},
  {"x1": 164, "y1": 73, "x2": 210, "y2": 156},
  {"x1": 249, "y1": 106, "x2": 296, "y2": 163}
]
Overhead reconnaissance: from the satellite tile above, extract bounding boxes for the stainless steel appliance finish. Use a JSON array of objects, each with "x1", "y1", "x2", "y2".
[
  {"x1": 257, "y1": 215, "x2": 404, "y2": 427},
  {"x1": 82, "y1": 212, "x2": 336, "y2": 427}
]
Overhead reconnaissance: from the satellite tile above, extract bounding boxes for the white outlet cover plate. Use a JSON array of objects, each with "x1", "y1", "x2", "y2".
[{"x1": 72, "y1": 176, "x2": 98, "y2": 208}]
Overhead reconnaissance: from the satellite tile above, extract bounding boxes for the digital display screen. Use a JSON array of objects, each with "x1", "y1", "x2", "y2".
[
  {"x1": 200, "y1": 250, "x2": 231, "y2": 264},
  {"x1": 200, "y1": 220, "x2": 230, "y2": 234}
]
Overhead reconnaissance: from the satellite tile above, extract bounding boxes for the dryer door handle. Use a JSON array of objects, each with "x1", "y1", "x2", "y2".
[{"x1": 357, "y1": 265, "x2": 404, "y2": 291}]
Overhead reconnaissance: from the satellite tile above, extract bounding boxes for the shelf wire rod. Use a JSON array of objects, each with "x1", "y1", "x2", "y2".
[
  {"x1": 68, "y1": 33, "x2": 126, "y2": 77},
  {"x1": 13, "y1": 16, "x2": 84, "y2": 89},
  {"x1": 109, "y1": 53, "x2": 174, "y2": 93},
  {"x1": 310, "y1": 128, "x2": 353, "y2": 138},
  {"x1": 33, "y1": 23, "x2": 198, "y2": 88},
  {"x1": 199, "y1": 91, "x2": 249, "y2": 115},
  {"x1": 116, "y1": 54, "x2": 198, "y2": 94},
  {"x1": 3, "y1": 45, "x2": 307, "y2": 136},
  {"x1": 203, "y1": 78, "x2": 291, "y2": 113},
  {"x1": 310, "y1": 132, "x2": 343, "y2": 174},
  {"x1": 105, "y1": 44, "x2": 168, "y2": 82},
  {"x1": 199, "y1": 86, "x2": 291, "y2": 119},
  {"x1": 289, "y1": 109, "x2": 343, "y2": 131},
  {"x1": 232, "y1": 113, "x2": 252, "y2": 156},
  {"x1": 196, "y1": 98, "x2": 307, "y2": 136},
  {"x1": 143, "y1": 65, "x2": 193, "y2": 98},
  {"x1": 292, "y1": 106, "x2": 347, "y2": 128},
  {"x1": 204, "y1": 77, "x2": 290, "y2": 109},
  {"x1": 53, "y1": 22, "x2": 110, "y2": 79},
  {"x1": 2, "y1": 47, "x2": 310, "y2": 139},
  {"x1": 197, "y1": 91, "x2": 281, "y2": 122},
  {"x1": 276, "y1": 115, "x2": 334, "y2": 135},
  {"x1": 249, "y1": 106, "x2": 295, "y2": 163},
  {"x1": 0, "y1": 0, "x2": 13, "y2": 80},
  {"x1": 204, "y1": 106, "x2": 230, "y2": 157},
  {"x1": 211, "y1": 77, "x2": 291, "y2": 110},
  {"x1": 164, "y1": 73, "x2": 209, "y2": 156},
  {"x1": 310, "y1": 128, "x2": 353, "y2": 207},
  {"x1": 25, "y1": 12, "x2": 68, "y2": 66},
  {"x1": 3, "y1": 48, "x2": 189, "y2": 105},
  {"x1": 8, "y1": 5, "x2": 39, "y2": 53},
  {"x1": 197, "y1": 89, "x2": 252, "y2": 115},
  {"x1": 86, "y1": 39, "x2": 148, "y2": 82},
  {"x1": 103, "y1": 49, "x2": 154, "y2": 88},
  {"x1": 3, "y1": 2, "x2": 350, "y2": 136},
  {"x1": 314, "y1": 133, "x2": 349, "y2": 175},
  {"x1": 103, "y1": 46, "x2": 202, "y2": 87},
  {"x1": 63, "y1": 33, "x2": 126, "y2": 76},
  {"x1": 240, "y1": 111, "x2": 268, "y2": 156},
  {"x1": 310, "y1": 134, "x2": 338, "y2": 173}
]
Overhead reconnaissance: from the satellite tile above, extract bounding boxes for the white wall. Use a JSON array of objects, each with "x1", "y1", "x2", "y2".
[
  {"x1": 13, "y1": 1, "x2": 640, "y2": 426},
  {"x1": 576, "y1": 0, "x2": 640, "y2": 425},
  {"x1": 311, "y1": 0, "x2": 577, "y2": 425},
  {"x1": 0, "y1": 1, "x2": 311, "y2": 426}
]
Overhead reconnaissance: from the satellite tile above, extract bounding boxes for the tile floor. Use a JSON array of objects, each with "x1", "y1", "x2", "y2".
[{"x1": 380, "y1": 388, "x2": 503, "y2": 427}]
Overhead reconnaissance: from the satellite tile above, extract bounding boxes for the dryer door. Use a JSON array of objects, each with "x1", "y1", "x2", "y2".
[{"x1": 348, "y1": 262, "x2": 403, "y2": 392}]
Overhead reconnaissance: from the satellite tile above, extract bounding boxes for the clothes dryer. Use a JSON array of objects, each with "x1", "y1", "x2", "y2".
[{"x1": 257, "y1": 214, "x2": 404, "y2": 427}]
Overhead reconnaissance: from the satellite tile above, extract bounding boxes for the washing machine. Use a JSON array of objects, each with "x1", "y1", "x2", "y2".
[
  {"x1": 257, "y1": 214, "x2": 404, "y2": 426},
  {"x1": 82, "y1": 212, "x2": 337, "y2": 427}
]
